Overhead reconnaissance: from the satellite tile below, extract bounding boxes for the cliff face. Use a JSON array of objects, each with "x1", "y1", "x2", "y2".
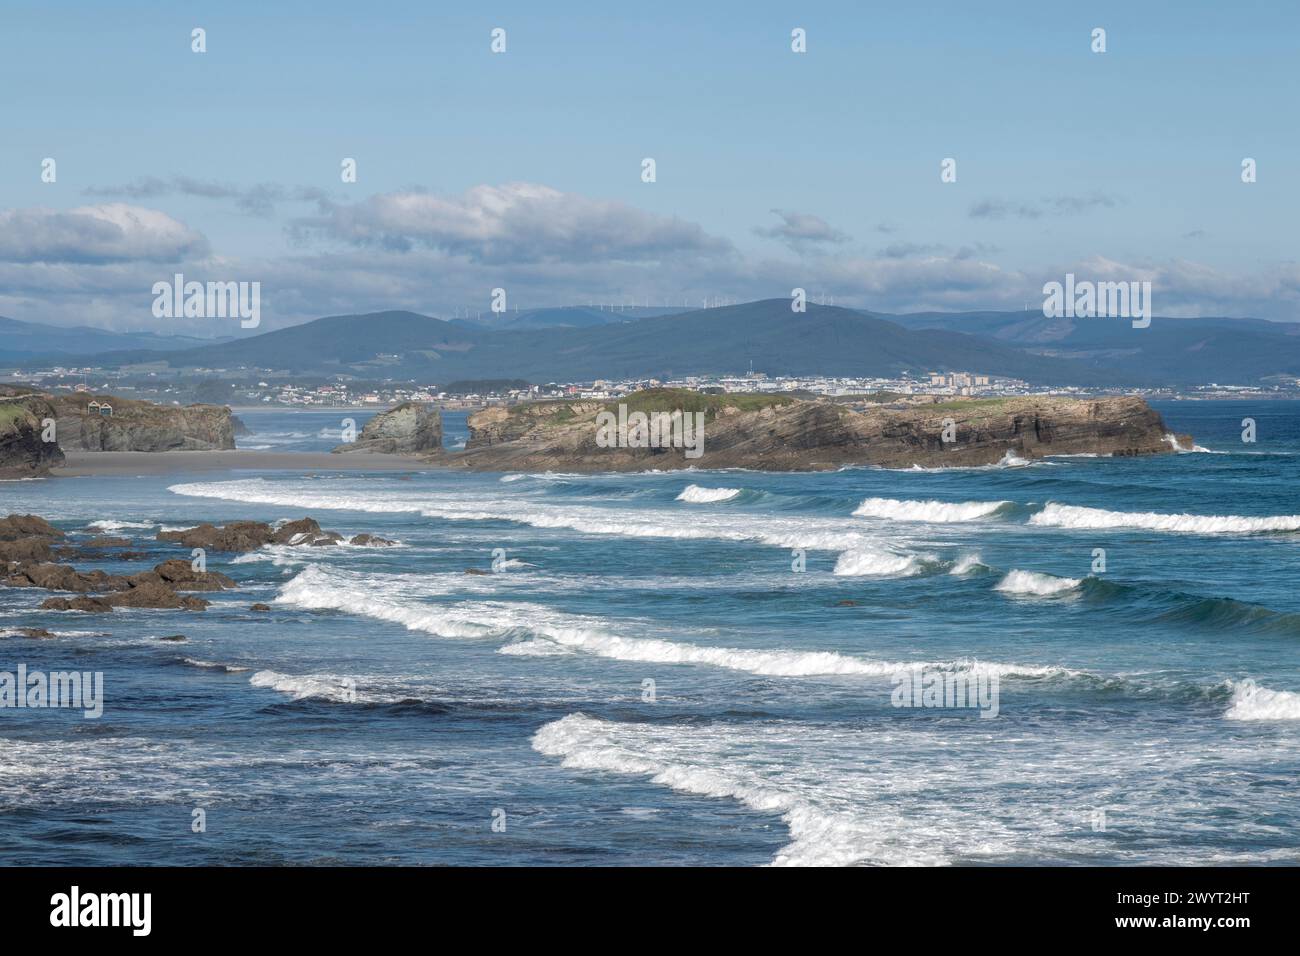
[
  {"x1": 0, "y1": 397, "x2": 65, "y2": 478},
  {"x1": 332, "y1": 402, "x2": 442, "y2": 455},
  {"x1": 447, "y1": 391, "x2": 1179, "y2": 472},
  {"x1": 51, "y1": 394, "x2": 236, "y2": 452}
]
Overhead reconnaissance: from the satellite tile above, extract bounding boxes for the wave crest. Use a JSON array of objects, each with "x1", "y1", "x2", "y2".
[
  {"x1": 995, "y1": 569, "x2": 1082, "y2": 597},
  {"x1": 1030, "y1": 502, "x2": 1300, "y2": 535},
  {"x1": 676, "y1": 484, "x2": 741, "y2": 503},
  {"x1": 853, "y1": 497, "x2": 1009, "y2": 523}
]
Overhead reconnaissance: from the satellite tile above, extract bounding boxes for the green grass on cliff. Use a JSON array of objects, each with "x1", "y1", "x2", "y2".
[
  {"x1": 927, "y1": 397, "x2": 1017, "y2": 412},
  {"x1": 0, "y1": 403, "x2": 32, "y2": 430},
  {"x1": 534, "y1": 388, "x2": 797, "y2": 427}
]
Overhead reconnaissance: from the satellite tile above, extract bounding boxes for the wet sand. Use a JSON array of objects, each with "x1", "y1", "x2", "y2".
[{"x1": 51, "y1": 450, "x2": 430, "y2": 477}]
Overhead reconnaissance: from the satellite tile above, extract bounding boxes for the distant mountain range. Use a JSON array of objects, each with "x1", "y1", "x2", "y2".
[
  {"x1": 452, "y1": 304, "x2": 687, "y2": 332},
  {"x1": 878, "y1": 309, "x2": 1300, "y2": 386},
  {"x1": 5, "y1": 300, "x2": 1300, "y2": 387},
  {"x1": 0, "y1": 316, "x2": 230, "y2": 363}
]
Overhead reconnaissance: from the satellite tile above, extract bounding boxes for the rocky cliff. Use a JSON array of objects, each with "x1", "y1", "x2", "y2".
[
  {"x1": 0, "y1": 394, "x2": 64, "y2": 477},
  {"x1": 332, "y1": 402, "x2": 443, "y2": 455},
  {"x1": 444, "y1": 389, "x2": 1181, "y2": 472},
  {"x1": 51, "y1": 394, "x2": 236, "y2": 452}
]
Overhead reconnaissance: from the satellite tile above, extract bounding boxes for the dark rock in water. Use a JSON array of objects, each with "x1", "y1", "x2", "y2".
[
  {"x1": 0, "y1": 537, "x2": 54, "y2": 563},
  {"x1": 270, "y1": 517, "x2": 324, "y2": 544},
  {"x1": 464, "y1": 568, "x2": 491, "y2": 575},
  {"x1": 4, "y1": 562, "x2": 131, "y2": 593},
  {"x1": 40, "y1": 595, "x2": 113, "y2": 613},
  {"x1": 82, "y1": 536, "x2": 132, "y2": 548},
  {"x1": 349, "y1": 534, "x2": 396, "y2": 546},
  {"x1": 159, "y1": 517, "x2": 348, "y2": 551},
  {"x1": 131, "y1": 559, "x2": 236, "y2": 592},
  {"x1": 106, "y1": 581, "x2": 209, "y2": 610},
  {"x1": 4, "y1": 627, "x2": 55, "y2": 638},
  {"x1": 159, "y1": 634, "x2": 187, "y2": 642},
  {"x1": 231, "y1": 414, "x2": 251, "y2": 437},
  {"x1": 0, "y1": 514, "x2": 64, "y2": 540},
  {"x1": 8, "y1": 554, "x2": 227, "y2": 611},
  {"x1": 158, "y1": 521, "x2": 275, "y2": 552},
  {"x1": 835, "y1": 600, "x2": 860, "y2": 607},
  {"x1": 332, "y1": 402, "x2": 442, "y2": 455},
  {"x1": 250, "y1": 603, "x2": 271, "y2": 612}
]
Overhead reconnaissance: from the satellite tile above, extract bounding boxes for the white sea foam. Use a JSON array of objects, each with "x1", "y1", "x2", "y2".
[
  {"x1": 276, "y1": 566, "x2": 1068, "y2": 680},
  {"x1": 832, "y1": 549, "x2": 927, "y2": 577},
  {"x1": 274, "y1": 565, "x2": 500, "y2": 638},
  {"x1": 534, "y1": 714, "x2": 883, "y2": 866},
  {"x1": 994, "y1": 569, "x2": 1082, "y2": 597},
  {"x1": 495, "y1": 558, "x2": 534, "y2": 570},
  {"x1": 169, "y1": 478, "x2": 890, "y2": 552},
  {"x1": 949, "y1": 553, "x2": 986, "y2": 575},
  {"x1": 1030, "y1": 502, "x2": 1300, "y2": 535},
  {"x1": 499, "y1": 640, "x2": 574, "y2": 657},
  {"x1": 676, "y1": 484, "x2": 741, "y2": 503},
  {"x1": 893, "y1": 450, "x2": 1041, "y2": 472},
  {"x1": 1224, "y1": 680, "x2": 1300, "y2": 721},
  {"x1": 852, "y1": 497, "x2": 1008, "y2": 523},
  {"x1": 249, "y1": 669, "x2": 357, "y2": 702},
  {"x1": 1163, "y1": 433, "x2": 1221, "y2": 454},
  {"x1": 83, "y1": 519, "x2": 155, "y2": 532},
  {"x1": 531, "y1": 715, "x2": 1044, "y2": 866},
  {"x1": 182, "y1": 658, "x2": 251, "y2": 674}
]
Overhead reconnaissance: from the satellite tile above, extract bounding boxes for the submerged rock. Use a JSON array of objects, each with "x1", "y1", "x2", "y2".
[{"x1": 349, "y1": 533, "x2": 395, "y2": 546}]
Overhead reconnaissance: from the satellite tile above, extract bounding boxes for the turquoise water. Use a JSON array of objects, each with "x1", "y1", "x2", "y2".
[{"x1": 2, "y1": 400, "x2": 1298, "y2": 865}]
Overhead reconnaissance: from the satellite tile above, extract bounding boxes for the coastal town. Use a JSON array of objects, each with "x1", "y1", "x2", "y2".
[{"x1": 1, "y1": 363, "x2": 1287, "y2": 410}]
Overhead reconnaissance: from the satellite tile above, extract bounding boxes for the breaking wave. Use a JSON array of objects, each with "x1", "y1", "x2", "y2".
[
  {"x1": 1224, "y1": 680, "x2": 1300, "y2": 721},
  {"x1": 676, "y1": 484, "x2": 742, "y2": 503},
  {"x1": 249, "y1": 669, "x2": 357, "y2": 702},
  {"x1": 852, "y1": 497, "x2": 1009, "y2": 523},
  {"x1": 169, "y1": 478, "x2": 889, "y2": 552},
  {"x1": 833, "y1": 549, "x2": 929, "y2": 577},
  {"x1": 1030, "y1": 502, "x2": 1300, "y2": 535},
  {"x1": 995, "y1": 569, "x2": 1083, "y2": 597}
]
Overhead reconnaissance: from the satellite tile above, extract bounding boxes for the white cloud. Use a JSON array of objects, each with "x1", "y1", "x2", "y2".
[
  {"x1": 296, "y1": 182, "x2": 733, "y2": 263},
  {"x1": 0, "y1": 203, "x2": 209, "y2": 264}
]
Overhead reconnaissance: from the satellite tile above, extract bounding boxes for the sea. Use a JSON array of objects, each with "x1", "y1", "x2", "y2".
[{"x1": 1, "y1": 399, "x2": 1298, "y2": 866}]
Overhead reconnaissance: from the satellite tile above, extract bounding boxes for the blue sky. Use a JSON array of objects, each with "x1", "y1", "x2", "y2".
[{"x1": 2, "y1": 0, "x2": 1298, "y2": 332}]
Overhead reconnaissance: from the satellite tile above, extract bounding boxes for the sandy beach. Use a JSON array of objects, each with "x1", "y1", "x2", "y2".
[{"x1": 51, "y1": 450, "x2": 429, "y2": 477}]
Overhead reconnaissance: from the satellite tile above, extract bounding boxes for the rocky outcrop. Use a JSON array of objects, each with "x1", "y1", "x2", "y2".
[
  {"x1": 0, "y1": 515, "x2": 63, "y2": 540},
  {"x1": 157, "y1": 516, "x2": 345, "y2": 552},
  {"x1": 50, "y1": 393, "x2": 235, "y2": 452},
  {"x1": 4, "y1": 557, "x2": 234, "y2": 594},
  {"x1": 0, "y1": 395, "x2": 64, "y2": 477},
  {"x1": 5, "y1": 554, "x2": 236, "y2": 613},
  {"x1": 332, "y1": 402, "x2": 442, "y2": 455},
  {"x1": 444, "y1": 389, "x2": 1181, "y2": 472}
]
